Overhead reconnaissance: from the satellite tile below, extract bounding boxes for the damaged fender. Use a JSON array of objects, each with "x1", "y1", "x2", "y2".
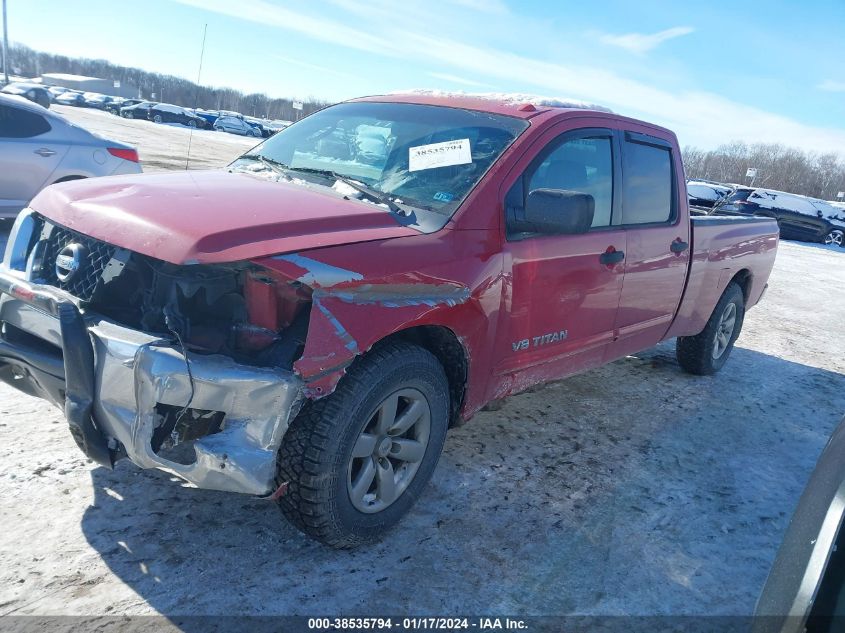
[{"x1": 254, "y1": 233, "x2": 504, "y2": 410}]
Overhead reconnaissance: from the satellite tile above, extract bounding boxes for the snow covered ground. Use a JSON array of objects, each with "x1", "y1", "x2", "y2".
[
  {"x1": 50, "y1": 105, "x2": 257, "y2": 172},
  {"x1": 0, "y1": 109, "x2": 843, "y2": 619}
]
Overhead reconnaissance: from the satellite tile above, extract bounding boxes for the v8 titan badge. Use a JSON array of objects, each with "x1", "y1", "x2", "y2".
[{"x1": 512, "y1": 330, "x2": 569, "y2": 352}]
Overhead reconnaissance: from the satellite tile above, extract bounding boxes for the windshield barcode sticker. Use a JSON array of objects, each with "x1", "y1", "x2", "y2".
[{"x1": 409, "y1": 139, "x2": 472, "y2": 172}]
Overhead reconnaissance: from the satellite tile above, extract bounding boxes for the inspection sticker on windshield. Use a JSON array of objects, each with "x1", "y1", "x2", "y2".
[{"x1": 409, "y1": 138, "x2": 472, "y2": 172}]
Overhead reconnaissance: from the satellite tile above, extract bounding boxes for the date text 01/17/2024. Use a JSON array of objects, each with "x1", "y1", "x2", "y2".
[{"x1": 512, "y1": 330, "x2": 569, "y2": 352}]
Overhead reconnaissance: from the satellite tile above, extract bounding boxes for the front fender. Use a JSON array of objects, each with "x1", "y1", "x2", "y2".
[{"x1": 253, "y1": 232, "x2": 505, "y2": 414}]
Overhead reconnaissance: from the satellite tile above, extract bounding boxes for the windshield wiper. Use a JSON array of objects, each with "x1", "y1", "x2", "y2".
[
  {"x1": 238, "y1": 154, "x2": 292, "y2": 180},
  {"x1": 285, "y1": 167, "x2": 407, "y2": 215}
]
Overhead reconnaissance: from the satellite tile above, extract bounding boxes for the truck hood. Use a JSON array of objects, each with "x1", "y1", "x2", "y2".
[{"x1": 28, "y1": 170, "x2": 420, "y2": 265}]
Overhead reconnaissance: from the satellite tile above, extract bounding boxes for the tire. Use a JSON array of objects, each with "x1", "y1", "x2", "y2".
[
  {"x1": 276, "y1": 341, "x2": 450, "y2": 548},
  {"x1": 189, "y1": 120, "x2": 197, "y2": 128},
  {"x1": 823, "y1": 228, "x2": 844, "y2": 247},
  {"x1": 251, "y1": 128, "x2": 262, "y2": 138},
  {"x1": 153, "y1": 114, "x2": 162, "y2": 123},
  {"x1": 676, "y1": 281, "x2": 745, "y2": 376},
  {"x1": 125, "y1": 112, "x2": 133, "y2": 119}
]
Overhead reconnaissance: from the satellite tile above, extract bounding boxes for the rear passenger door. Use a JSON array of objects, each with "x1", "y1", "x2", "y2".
[
  {"x1": 0, "y1": 104, "x2": 64, "y2": 216},
  {"x1": 605, "y1": 131, "x2": 690, "y2": 360}
]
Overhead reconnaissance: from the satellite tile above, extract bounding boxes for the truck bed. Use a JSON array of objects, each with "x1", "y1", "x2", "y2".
[{"x1": 667, "y1": 215, "x2": 779, "y2": 339}]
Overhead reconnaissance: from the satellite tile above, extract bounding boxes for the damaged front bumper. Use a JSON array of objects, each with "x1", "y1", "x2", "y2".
[{"x1": 0, "y1": 271, "x2": 304, "y2": 496}]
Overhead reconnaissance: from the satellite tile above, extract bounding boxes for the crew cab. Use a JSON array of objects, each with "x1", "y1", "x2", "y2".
[{"x1": 0, "y1": 93, "x2": 779, "y2": 547}]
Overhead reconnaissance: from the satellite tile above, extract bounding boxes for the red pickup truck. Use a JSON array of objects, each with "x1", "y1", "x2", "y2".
[{"x1": 0, "y1": 93, "x2": 778, "y2": 547}]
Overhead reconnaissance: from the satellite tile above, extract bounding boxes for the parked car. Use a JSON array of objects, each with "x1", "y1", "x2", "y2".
[
  {"x1": 214, "y1": 114, "x2": 262, "y2": 137},
  {"x1": 192, "y1": 108, "x2": 221, "y2": 127},
  {"x1": 147, "y1": 103, "x2": 206, "y2": 128},
  {"x1": 264, "y1": 119, "x2": 292, "y2": 135},
  {"x1": 0, "y1": 93, "x2": 141, "y2": 218},
  {"x1": 687, "y1": 180, "x2": 732, "y2": 213},
  {"x1": 244, "y1": 116, "x2": 273, "y2": 138},
  {"x1": 712, "y1": 187, "x2": 845, "y2": 247},
  {"x1": 0, "y1": 94, "x2": 778, "y2": 547},
  {"x1": 120, "y1": 101, "x2": 157, "y2": 119},
  {"x1": 53, "y1": 91, "x2": 87, "y2": 107},
  {"x1": 755, "y1": 415, "x2": 845, "y2": 633},
  {"x1": 1, "y1": 82, "x2": 52, "y2": 109},
  {"x1": 47, "y1": 86, "x2": 71, "y2": 98},
  {"x1": 107, "y1": 98, "x2": 142, "y2": 115},
  {"x1": 82, "y1": 92, "x2": 118, "y2": 110}
]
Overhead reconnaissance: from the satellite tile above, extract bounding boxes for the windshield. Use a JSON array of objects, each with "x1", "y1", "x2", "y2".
[{"x1": 231, "y1": 101, "x2": 528, "y2": 216}]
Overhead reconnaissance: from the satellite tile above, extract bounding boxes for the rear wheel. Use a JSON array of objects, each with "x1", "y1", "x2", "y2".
[
  {"x1": 189, "y1": 120, "x2": 197, "y2": 128},
  {"x1": 125, "y1": 112, "x2": 134, "y2": 119},
  {"x1": 676, "y1": 282, "x2": 745, "y2": 375},
  {"x1": 276, "y1": 341, "x2": 449, "y2": 548},
  {"x1": 823, "y1": 228, "x2": 844, "y2": 247}
]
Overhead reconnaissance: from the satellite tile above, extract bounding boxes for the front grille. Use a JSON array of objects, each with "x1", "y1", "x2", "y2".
[{"x1": 40, "y1": 225, "x2": 116, "y2": 302}]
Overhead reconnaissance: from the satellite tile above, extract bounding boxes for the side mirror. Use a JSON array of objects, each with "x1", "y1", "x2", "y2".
[{"x1": 513, "y1": 189, "x2": 595, "y2": 235}]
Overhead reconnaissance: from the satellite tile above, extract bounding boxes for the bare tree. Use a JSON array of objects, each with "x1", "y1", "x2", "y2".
[
  {"x1": 8, "y1": 43, "x2": 329, "y2": 118},
  {"x1": 683, "y1": 141, "x2": 845, "y2": 200}
]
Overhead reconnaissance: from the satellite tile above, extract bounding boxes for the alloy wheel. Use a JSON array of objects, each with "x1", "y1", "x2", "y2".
[
  {"x1": 347, "y1": 388, "x2": 431, "y2": 514},
  {"x1": 712, "y1": 302, "x2": 737, "y2": 359},
  {"x1": 824, "y1": 230, "x2": 844, "y2": 247}
]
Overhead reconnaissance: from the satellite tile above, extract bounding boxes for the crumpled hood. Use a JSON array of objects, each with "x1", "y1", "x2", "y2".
[{"x1": 29, "y1": 170, "x2": 419, "y2": 264}]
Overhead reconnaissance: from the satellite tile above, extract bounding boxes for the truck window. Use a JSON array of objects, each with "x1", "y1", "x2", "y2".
[
  {"x1": 526, "y1": 136, "x2": 614, "y2": 228},
  {"x1": 621, "y1": 140, "x2": 673, "y2": 225},
  {"x1": 0, "y1": 104, "x2": 51, "y2": 138}
]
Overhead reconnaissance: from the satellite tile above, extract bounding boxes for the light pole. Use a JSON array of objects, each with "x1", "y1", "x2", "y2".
[{"x1": 2, "y1": 0, "x2": 9, "y2": 86}]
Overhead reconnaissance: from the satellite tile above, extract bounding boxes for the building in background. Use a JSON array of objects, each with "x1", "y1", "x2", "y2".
[{"x1": 39, "y1": 72, "x2": 138, "y2": 98}]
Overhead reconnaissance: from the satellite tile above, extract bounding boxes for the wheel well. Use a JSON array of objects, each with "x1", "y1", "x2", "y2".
[
  {"x1": 386, "y1": 325, "x2": 468, "y2": 427},
  {"x1": 731, "y1": 269, "x2": 752, "y2": 303}
]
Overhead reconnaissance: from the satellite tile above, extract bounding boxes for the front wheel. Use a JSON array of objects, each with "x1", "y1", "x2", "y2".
[
  {"x1": 676, "y1": 281, "x2": 745, "y2": 375},
  {"x1": 276, "y1": 341, "x2": 450, "y2": 548},
  {"x1": 823, "y1": 228, "x2": 844, "y2": 247},
  {"x1": 188, "y1": 120, "x2": 197, "y2": 128},
  {"x1": 153, "y1": 114, "x2": 162, "y2": 123}
]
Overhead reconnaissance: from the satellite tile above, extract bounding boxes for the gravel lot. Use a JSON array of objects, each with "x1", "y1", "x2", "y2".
[{"x1": 0, "y1": 107, "x2": 843, "y2": 619}]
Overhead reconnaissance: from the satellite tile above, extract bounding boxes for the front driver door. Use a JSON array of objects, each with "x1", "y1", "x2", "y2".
[{"x1": 495, "y1": 127, "x2": 626, "y2": 395}]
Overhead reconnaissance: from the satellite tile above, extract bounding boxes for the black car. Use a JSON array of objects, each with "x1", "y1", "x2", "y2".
[
  {"x1": 1, "y1": 83, "x2": 52, "y2": 109},
  {"x1": 108, "y1": 98, "x2": 142, "y2": 115},
  {"x1": 120, "y1": 101, "x2": 158, "y2": 119},
  {"x1": 53, "y1": 91, "x2": 87, "y2": 107},
  {"x1": 712, "y1": 187, "x2": 845, "y2": 247},
  {"x1": 147, "y1": 103, "x2": 206, "y2": 128}
]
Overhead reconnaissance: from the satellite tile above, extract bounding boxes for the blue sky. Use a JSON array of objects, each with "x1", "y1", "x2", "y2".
[{"x1": 7, "y1": 0, "x2": 845, "y2": 152}]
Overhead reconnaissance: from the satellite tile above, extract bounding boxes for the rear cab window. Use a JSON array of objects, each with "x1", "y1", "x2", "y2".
[
  {"x1": 0, "y1": 104, "x2": 52, "y2": 138},
  {"x1": 620, "y1": 135, "x2": 675, "y2": 225}
]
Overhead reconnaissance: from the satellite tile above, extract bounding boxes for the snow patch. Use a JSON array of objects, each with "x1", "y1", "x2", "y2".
[{"x1": 392, "y1": 89, "x2": 612, "y2": 113}]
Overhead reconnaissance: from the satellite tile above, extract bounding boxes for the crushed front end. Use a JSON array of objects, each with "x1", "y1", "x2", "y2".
[{"x1": 0, "y1": 210, "x2": 307, "y2": 495}]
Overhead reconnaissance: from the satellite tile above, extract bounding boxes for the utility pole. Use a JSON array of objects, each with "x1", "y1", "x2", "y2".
[{"x1": 2, "y1": 0, "x2": 9, "y2": 86}]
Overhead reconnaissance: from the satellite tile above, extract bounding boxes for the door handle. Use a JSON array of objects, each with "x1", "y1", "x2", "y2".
[
  {"x1": 670, "y1": 240, "x2": 689, "y2": 253},
  {"x1": 599, "y1": 249, "x2": 625, "y2": 265},
  {"x1": 34, "y1": 148, "x2": 56, "y2": 157}
]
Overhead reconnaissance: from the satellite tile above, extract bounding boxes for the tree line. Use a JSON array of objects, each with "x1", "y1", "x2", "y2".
[
  {"x1": 682, "y1": 141, "x2": 845, "y2": 202},
  {"x1": 5, "y1": 43, "x2": 329, "y2": 121}
]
